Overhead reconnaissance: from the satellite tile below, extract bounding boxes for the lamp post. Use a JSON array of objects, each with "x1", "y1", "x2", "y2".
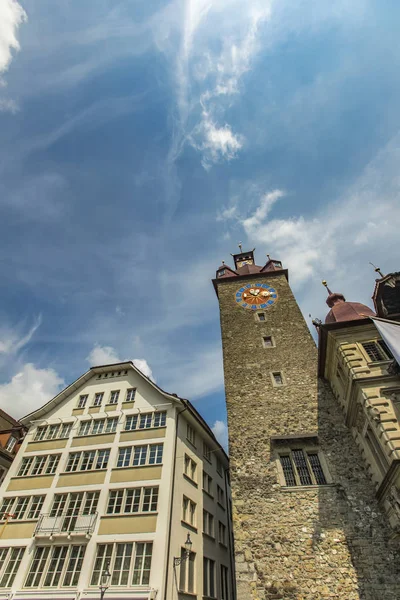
[
  {"x1": 99, "y1": 561, "x2": 111, "y2": 600},
  {"x1": 173, "y1": 533, "x2": 192, "y2": 567}
]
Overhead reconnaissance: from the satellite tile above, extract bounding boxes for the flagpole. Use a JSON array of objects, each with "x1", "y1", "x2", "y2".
[{"x1": 360, "y1": 314, "x2": 400, "y2": 326}]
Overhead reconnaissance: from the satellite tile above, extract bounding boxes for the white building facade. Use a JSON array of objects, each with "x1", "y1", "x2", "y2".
[{"x1": 0, "y1": 361, "x2": 234, "y2": 600}]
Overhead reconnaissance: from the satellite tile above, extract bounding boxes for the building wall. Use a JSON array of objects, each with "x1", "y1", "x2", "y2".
[{"x1": 216, "y1": 272, "x2": 400, "y2": 600}]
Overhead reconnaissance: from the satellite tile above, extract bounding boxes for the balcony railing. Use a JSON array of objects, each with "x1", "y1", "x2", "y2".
[{"x1": 34, "y1": 512, "x2": 98, "y2": 537}]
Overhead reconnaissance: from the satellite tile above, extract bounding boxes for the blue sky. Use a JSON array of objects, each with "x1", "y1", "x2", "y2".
[{"x1": 1, "y1": 0, "x2": 400, "y2": 449}]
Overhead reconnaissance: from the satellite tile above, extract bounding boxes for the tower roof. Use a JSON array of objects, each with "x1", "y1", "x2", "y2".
[
  {"x1": 322, "y1": 281, "x2": 375, "y2": 324},
  {"x1": 372, "y1": 270, "x2": 400, "y2": 320},
  {"x1": 214, "y1": 247, "x2": 285, "y2": 282}
]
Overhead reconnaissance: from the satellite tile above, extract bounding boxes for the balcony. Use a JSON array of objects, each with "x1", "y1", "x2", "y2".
[{"x1": 34, "y1": 512, "x2": 98, "y2": 538}]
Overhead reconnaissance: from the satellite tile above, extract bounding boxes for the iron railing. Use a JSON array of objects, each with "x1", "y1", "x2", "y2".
[{"x1": 34, "y1": 511, "x2": 98, "y2": 537}]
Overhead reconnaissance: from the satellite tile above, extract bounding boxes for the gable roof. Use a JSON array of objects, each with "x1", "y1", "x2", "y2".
[{"x1": 20, "y1": 361, "x2": 228, "y2": 461}]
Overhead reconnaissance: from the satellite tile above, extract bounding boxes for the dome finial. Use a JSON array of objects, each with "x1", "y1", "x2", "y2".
[
  {"x1": 238, "y1": 242, "x2": 243, "y2": 252},
  {"x1": 369, "y1": 262, "x2": 385, "y2": 278},
  {"x1": 322, "y1": 280, "x2": 332, "y2": 295}
]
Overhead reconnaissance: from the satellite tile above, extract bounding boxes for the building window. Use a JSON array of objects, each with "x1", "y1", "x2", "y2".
[
  {"x1": 184, "y1": 455, "x2": 197, "y2": 482},
  {"x1": 0, "y1": 547, "x2": 25, "y2": 588},
  {"x1": 25, "y1": 545, "x2": 86, "y2": 588},
  {"x1": 106, "y1": 487, "x2": 158, "y2": 515},
  {"x1": 257, "y1": 312, "x2": 266, "y2": 322},
  {"x1": 116, "y1": 444, "x2": 163, "y2": 468},
  {"x1": 78, "y1": 417, "x2": 118, "y2": 437},
  {"x1": 0, "y1": 495, "x2": 45, "y2": 521},
  {"x1": 220, "y1": 565, "x2": 229, "y2": 600},
  {"x1": 203, "y1": 510, "x2": 214, "y2": 537},
  {"x1": 182, "y1": 496, "x2": 196, "y2": 527},
  {"x1": 179, "y1": 550, "x2": 195, "y2": 593},
  {"x1": 17, "y1": 454, "x2": 60, "y2": 477},
  {"x1": 90, "y1": 542, "x2": 153, "y2": 587},
  {"x1": 65, "y1": 449, "x2": 110, "y2": 472},
  {"x1": 203, "y1": 557, "x2": 216, "y2": 598},
  {"x1": 50, "y1": 492, "x2": 100, "y2": 521},
  {"x1": 218, "y1": 521, "x2": 227, "y2": 545},
  {"x1": 279, "y1": 449, "x2": 327, "y2": 487},
  {"x1": 203, "y1": 441, "x2": 212, "y2": 463},
  {"x1": 125, "y1": 388, "x2": 136, "y2": 402},
  {"x1": 77, "y1": 395, "x2": 88, "y2": 408},
  {"x1": 217, "y1": 484, "x2": 225, "y2": 507},
  {"x1": 109, "y1": 390, "x2": 120, "y2": 404},
  {"x1": 217, "y1": 269, "x2": 226, "y2": 277},
  {"x1": 35, "y1": 423, "x2": 73, "y2": 441},
  {"x1": 93, "y1": 392, "x2": 104, "y2": 407},
  {"x1": 216, "y1": 459, "x2": 223, "y2": 476},
  {"x1": 124, "y1": 411, "x2": 166, "y2": 431},
  {"x1": 362, "y1": 340, "x2": 393, "y2": 362},
  {"x1": 5, "y1": 436, "x2": 17, "y2": 453},
  {"x1": 186, "y1": 424, "x2": 196, "y2": 446},
  {"x1": 263, "y1": 335, "x2": 274, "y2": 348},
  {"x1": 272, "y1": 371, "x2": 284, "y2": 386},
  {"x1": 203, "y1": 471, "x2": 213, "y2": 496}
]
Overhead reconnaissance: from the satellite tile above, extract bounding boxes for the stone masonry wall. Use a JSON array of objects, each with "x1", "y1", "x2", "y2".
[{"x1": 217, "y1": 273, "x2": 400, "y2": 600}]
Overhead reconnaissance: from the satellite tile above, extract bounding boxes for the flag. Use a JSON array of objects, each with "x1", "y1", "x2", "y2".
[{"x1": 371, "y1": 317, "x2": 400, "y2": 365}]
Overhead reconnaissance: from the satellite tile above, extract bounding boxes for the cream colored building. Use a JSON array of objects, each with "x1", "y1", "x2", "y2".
[{"x1": 0, "y1": 361, "x2": 233, "y2": 600}]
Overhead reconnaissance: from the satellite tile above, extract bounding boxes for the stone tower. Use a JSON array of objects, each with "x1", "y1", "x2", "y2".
[{"x1": 213, "y1": 249, "x2": 400, "y2": 600}]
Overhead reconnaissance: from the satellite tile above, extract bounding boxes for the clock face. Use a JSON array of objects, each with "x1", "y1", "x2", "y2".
[{"x1": 234, "y1": 283, "x2": 278, "y2": 310}]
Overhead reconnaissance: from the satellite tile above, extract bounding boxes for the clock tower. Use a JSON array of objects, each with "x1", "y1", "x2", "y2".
[{"x1": 213, "y1": 249, "x2": 400, "y2": 600}]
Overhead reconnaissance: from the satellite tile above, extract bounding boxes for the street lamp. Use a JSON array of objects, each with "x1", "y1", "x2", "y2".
[
  {"x1": 173, "y1": 533, "x2": 192, "y2": 566},
  {"x1": 99, "y1": 561, "x2": 111, "y2": 600}
]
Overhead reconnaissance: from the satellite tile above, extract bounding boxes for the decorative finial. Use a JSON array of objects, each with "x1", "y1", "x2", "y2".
[
  {"x1": 222, "y1": 260, "x2": 225, "y2": 264},
  {"x1": 322, "y1": 280, "x2": 332, "y2": 295},
  {"x1": 238, "y1": 242, "x2": 243, "y2": 252},
  {"x1": 266, "y1": 254, "x2": 270, "y2": 260},
  {"x1": 369, "y1": 262, "x2": 385, "y2": 278}
]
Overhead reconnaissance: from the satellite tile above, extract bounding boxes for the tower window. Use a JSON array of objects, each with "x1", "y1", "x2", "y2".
[
  {"x1": 272, "y1": 372, "x2": 284, "y2": 386},
  {"x1": 362, "y1": 340, "x2": 393, "y2": 362},
  {"x1": 273, "y1": 261, "x2": 282, "y2": 268},
  {"x1": 257, "y1": 312, "x2": 266, "y2": 322},
  {"x1": 263, "y1": 336, "x2": 274, "y2": 348},
  {"x1": 218, "y1": 269, "x2": 226, "y2": 277},
  {"x1": 279, "y1": 449, "x2": 328, "y2": 487}
]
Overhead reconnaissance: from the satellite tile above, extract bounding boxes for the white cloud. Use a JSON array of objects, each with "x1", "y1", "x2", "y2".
[
  {"x1": 0, "y1": 0, "x2": 26, "y2": 76},
  {"x1": 87, "y1": 344, "x2": 154, "y2": 381},
  {"x1": 212, "y1": 419, "x2": 228, "y2": 451},
  {"x1": 242, "y1": 189, "x2": 285, "y2": 231},
  {"x1": 0, "y1": 315, "x2": 42, "y2": 356},
  {"x1": 0, "y1": 97, "x2": 18, "y2": 113},
  {"x1": 0, "y1": 363, "x2": 64, "y2": 419},
  {"x1": 198, "y1": 112, "x2": 243, "y2": 167},
  {"x1": 86, "y1": 345, "x2": 122, "y2": 366}
]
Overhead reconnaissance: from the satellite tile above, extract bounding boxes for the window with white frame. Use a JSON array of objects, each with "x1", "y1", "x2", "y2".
[
  {"x1": 25, "y1": 545, "x2": 86, "y2": 588},
  {"x1": 203, "y1": 510, "x2": 214, "y2": 537},
  {"x1": 279, "y1": 449, "x2": 327, "y2": 487},
  {"x1": 362, "y1": 340, "x2": 393, "y2": 362},
  {"x1": 77, "y1": 395, "x2": 88, "y2": 408},
  {"x1": 203, "y1": 557, "x2": 216, "y2": 598},
  {"x1": 116, "y1": 444, "x2": 163, "y2": 468},
  {"x1": 78, "y1": 417, "x2": 118, "y2": 437},
  {"x1": 65, "y1": 449, "x2": 110, "y2": 472},
  {"x1": 0, "y1": 547, "x2": 25, "y2": 588},
  {"x1": 179, "y1": 550, "x2": 195, "y2": 593},
  {"x1": 203, "y1": 441, "x2": 212, "y2": 463},
  {"x1": 90, "y1": 542, "x2": 153, "y2": 586},
  {"x1": 203, "y1": 471, "x2": 213, "y2": 496},
  {"x1": 50, "y1": 492, "x2": 100, "y2": 518},
  {"x1": 124, "y1": 411, "x2": 166, "y2": 431},
  {"x1": 217, "y1": 485, "x2": 225, "y2": 507},
  {"x1": 184, "y1": 454, "x2": 197, "y2": 482},
  {"x1": 182, "y1": 496, "x2": 196, "y2": 527},
  {"x1": 106, "y1": 487, "x2": 158, "y2": 514},
  {"x1": 35, "y1": 423, "x2": 73, "y2": 441},
  {"x1": 220, "y1": 565, "x2": 229, "y2": 600},
  {"x1": 109, "y1": 390, "x2": 120, "y2": 404},
  {"x1": 92, "y1": 392, "x2": 104, "y2": 407},
  {"x1": 17, "y1": 454, "x2": 60, "y2": 477},
  {"x1": 218, "y1": 521, "x2": 227, "y2": 545},
  {"x1": 186, "y1": 423, "x2": 196, "y2": 446},
  {"x1": 125, "y1": 388, "x2": 136, "y2": 402},
  {"x1": 0, "y1": 495, "x2": 45, "y2": 520},
  {"x1": 5, "y1": 436, "x2": 17, "y2": 453}
]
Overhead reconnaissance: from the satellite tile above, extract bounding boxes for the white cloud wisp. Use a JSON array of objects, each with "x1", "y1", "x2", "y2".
[{"x1": 86, "y1": 344, "x2": 154, "y2": 381}]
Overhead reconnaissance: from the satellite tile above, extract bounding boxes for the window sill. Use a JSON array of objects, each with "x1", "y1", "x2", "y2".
[
  {"x1": 217, "y1": 502, "x2": 226, "y2": 510},
  {"x1": 0, "y1": 518, "x2": 38, "y2": 523},
  {"x1": 62, "y1": 468, "x2": 108, "y2": 475},
  {"x1": 112, "y1": 464, "x2": 163, "y2": 470},
  {"x1": 181, "y1": 520, "x2": 198, "y2": 533},
  {"x1": 12, "y1": 473, "x2": 55, "y2": 480},
  {"x1": 367, "y1": 359, "x2": 392, "y2": 367},
  {"x1": 203, "y1": 456, "x2": 212, "y2": 464},
  {"x1": 219, "y1": 542, "x2": 228, "y2": 549},
  {"x1": 178, "y1": 592, "x2": 197, "y2": 597},
  {"x1": 123, "y1": 426, "x2": 166, "y2": 433},
  {"x1": 280, "y1": 483, "x2": 334, "y2": 491},
  {"x1": 102, "y1": 512, "x2": 158, "y2": 518},
  {"x1": 74, "y1": 432, "x2": 116, "y2": 439},
  {"x1": 202, "y1": 532, "x2": 215, "y2": 542},
  {"x1": 186, "y1": 439, "x2": 197, "y2": 450},
  {"x1": 183, "y1": 474, "x2": 198, "y2": 487},
  {"x1": 202, "y1": 489, "x2": 214, "y2": 500}
]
